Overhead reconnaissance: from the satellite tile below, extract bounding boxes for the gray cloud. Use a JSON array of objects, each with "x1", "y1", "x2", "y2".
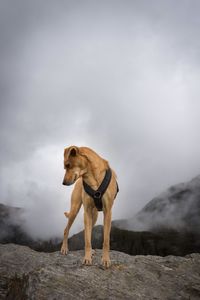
[{"x1": 0, "y1": 0, "x2": 200, "y2": 239}]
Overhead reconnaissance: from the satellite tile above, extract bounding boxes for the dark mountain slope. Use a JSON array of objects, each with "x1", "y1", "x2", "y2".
[{"x1": 113, "y1": 175, "x2": 200, "y2": 232}]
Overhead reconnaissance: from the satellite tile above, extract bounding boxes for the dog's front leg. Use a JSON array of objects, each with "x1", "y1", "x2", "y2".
[
  {"x1": 61, "y1": 181, "x2": 82, "y2": 255},
  {"x1": 83, "y1": 208, "x2": 93, "y2": 265},
  {"x1": 102, "y1": 209, "x2": 112, "y2": 268},
  {"x1": 61, "y1": 212, "x2": 77, "y2": 255}
]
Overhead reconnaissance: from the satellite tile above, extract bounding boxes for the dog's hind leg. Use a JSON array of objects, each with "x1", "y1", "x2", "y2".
[{"x1": 61, "y1": 180, "x2": 82, "y2": 255}]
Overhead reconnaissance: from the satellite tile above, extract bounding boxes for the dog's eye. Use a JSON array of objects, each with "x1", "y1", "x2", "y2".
[{"x1": 65, "y1": 163, "x2": 71, "y2": 169}]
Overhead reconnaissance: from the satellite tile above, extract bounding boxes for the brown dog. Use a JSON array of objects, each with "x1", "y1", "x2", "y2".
[{"x1": 61, "y1": 146, "x2": 118, "y2": 267}]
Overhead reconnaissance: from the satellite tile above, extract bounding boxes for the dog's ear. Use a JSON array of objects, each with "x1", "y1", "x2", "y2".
[
  {"x1": 64, "y1": 146, "x2": 79, "y2": 159},
  {"x1": 69, "y1": 146, "x2": 78, "y2": 157}
]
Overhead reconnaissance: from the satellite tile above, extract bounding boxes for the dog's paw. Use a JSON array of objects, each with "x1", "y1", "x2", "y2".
[
  {"x1": 82, "y1": 256, "x2": 92, "y2": 266},
  {"x1": 60, "y1": 244, "x2": 68, "y2": 255},
  {"x1": 64, "y1": 211, "x2": 70, "y2": 218},
  {"x1": 101, "y1": 256, "x2": 111, "y2": 268}
]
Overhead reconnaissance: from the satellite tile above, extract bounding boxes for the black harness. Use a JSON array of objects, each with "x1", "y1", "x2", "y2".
[{"x1": 83, "y1": 168, "x2": 119, "y2": 211}]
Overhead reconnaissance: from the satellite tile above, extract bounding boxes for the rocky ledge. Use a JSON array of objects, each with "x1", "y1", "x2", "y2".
[{"x1": 0, "y1": 244, "x2": 200, "y2": 300}]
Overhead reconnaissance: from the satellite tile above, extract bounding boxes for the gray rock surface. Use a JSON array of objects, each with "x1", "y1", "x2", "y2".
[{"x1": 0, "y1": 244, "x2": 200, "y2": 300}]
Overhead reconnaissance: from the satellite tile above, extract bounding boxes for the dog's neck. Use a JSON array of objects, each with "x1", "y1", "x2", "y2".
[
  {"x1": 80, "y1": 148, "x2": 109, "y2": 189},
  {"x1": 82, "y1": 165, "x2": 107, "y2": 189}
]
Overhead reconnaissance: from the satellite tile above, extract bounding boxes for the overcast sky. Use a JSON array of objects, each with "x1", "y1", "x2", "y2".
[{"x1": 0, "y1": 0, "x2": 200, "y2": 239}]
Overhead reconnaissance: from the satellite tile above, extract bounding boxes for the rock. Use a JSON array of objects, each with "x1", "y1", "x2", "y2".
[{"x1": 0, "y1": 244, "x2": 200, "y2": 300}]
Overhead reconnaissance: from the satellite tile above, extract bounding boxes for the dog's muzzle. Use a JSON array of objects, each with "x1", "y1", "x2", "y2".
[
  {"x1": 62, "y1": 174, "x2": 77, "y2": 186},
  {"x1": 62, "y1": 179, "x2": 74, "y2": 186},
  {"x1": 62, "y1": 180, "x2": 70, "y2": 186}
]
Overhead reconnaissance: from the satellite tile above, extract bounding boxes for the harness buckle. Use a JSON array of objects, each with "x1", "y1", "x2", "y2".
[{"x1": 94, "y1": 191, "x2": 102, "y2": 199}]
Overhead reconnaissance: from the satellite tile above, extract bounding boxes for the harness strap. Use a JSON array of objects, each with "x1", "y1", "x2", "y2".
[{"x1": 83, "y1": 168, "x2": 113, "y2": 211}]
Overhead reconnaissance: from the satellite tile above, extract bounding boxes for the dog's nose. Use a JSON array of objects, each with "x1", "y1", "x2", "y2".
[{"x1": 62, "y1": 180, "x2": 67, "y2": 186}]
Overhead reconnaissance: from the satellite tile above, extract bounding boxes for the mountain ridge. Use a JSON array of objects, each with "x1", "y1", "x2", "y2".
[{"x1": 113, "y1": 174, "x2": 200, "y2": 232}]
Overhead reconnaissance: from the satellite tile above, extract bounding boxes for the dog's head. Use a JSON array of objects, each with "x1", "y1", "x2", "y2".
[{"x1": 62, "y1": 146, "x2": 87, "y2": 186}]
